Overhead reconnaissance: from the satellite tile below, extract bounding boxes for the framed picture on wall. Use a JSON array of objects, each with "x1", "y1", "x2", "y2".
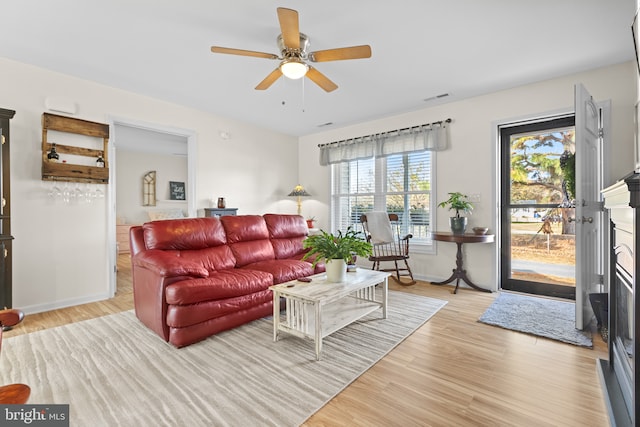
[{"x1": 169, "y1": 181, "x2": 186, "y2": 200}]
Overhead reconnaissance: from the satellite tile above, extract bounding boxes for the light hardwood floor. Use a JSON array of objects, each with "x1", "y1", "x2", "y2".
[{"x1": 8, "y1": 255, "x2": 609, "y2": 426}]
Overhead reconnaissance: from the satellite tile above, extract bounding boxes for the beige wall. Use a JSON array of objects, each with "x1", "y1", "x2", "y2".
[
  {"x1": 116, "y1": 150, "x2": 188, "y2": 224},
  {"x1": 299, "y1": 61, "x2": 637, "y2": 289},
  {"x1": 1, "y1": 57, "x2": 299, "y2": 313}
]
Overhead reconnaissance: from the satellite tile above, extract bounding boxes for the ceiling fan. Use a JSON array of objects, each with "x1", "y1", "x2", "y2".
[{"x1": 210, "y1": 7, "x2": 372, "y2": 93}]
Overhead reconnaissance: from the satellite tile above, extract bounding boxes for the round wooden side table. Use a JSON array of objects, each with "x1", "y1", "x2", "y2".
[{"x1": 430, "y1": 231, "x2": 494, "y2": 294}]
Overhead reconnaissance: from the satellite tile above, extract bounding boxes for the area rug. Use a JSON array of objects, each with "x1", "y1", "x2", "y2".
[
  {"x1": 478, "y1": 292, "x2": 592, "y2": 348},
  {"x1": 0, "y1": 291, "x2": 446, "y2": 427}
]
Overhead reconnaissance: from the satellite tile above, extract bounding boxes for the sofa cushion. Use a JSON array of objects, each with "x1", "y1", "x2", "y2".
[
  {"x1": 178, "y1": 246, "x2": 236, "y2": 272},
  {"x1": 264, "y1": 214, "x2": 309, "y2": 259},
  {"x1": 221, "y1": 215, "x2": 269, "y2": 243},
  {"x1": 143, "y1": 217, "x2": 226, "y2": 251},
  {"x1": 133, "y1": 250, "x2": 209, "y2": 278},
  {"x1": 264, "y1": 214, "x2": 308, "y2": 239},
  {"x1": 229, "y1": 240, "x2": 276, "y2": 267},
  {"x1": 221, "y1": 215, "x2": 275, "y2": 267},
  {"x1": 166, "y1": 289, "x2": 273, "y2": 329},
  {"x1": 242, "y1": 259, "x2": 313, "y2": 284},
  {"x1": 270, "y1": 239, "x2": 306, "y2": 260},
  {"x1": 165, "y1": 269, "x2": 273, "y2": 305}
]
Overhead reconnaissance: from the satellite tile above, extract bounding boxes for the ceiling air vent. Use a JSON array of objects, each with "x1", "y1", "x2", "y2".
[{"x1": 423, "y1": 93, "x2": 450, "y2": 102}]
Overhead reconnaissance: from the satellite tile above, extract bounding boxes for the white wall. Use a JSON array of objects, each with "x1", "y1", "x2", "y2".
[
  {"x1": 299, "y1": 61, "x2": 637, "y2": 290},
  {"x1": 0, "y1": 57, "x2": 299, "y2": 313},
  {"x1": 116, "y1": 150, "x2": 188, "y2": 224}
]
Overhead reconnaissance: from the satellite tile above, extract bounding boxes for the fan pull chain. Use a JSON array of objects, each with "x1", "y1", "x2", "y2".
[{"x1": 301, "y1": 77, "x2": 306, "y2": 113}]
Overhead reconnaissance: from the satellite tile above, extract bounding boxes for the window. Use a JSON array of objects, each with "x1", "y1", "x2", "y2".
[{"x1": 330, "y1": 151, "x2": 435, "y2": 252}]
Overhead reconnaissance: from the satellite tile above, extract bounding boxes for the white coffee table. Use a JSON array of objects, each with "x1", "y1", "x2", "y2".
[{"x1": 270, "y1": 269, "x2": 390, "y2": 360}]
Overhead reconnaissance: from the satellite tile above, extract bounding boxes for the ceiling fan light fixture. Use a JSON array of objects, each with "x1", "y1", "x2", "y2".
[
  {"x1": 280, "y1": 58, "x2": 308, "y2": 79},
  {"x1": 211, "y1": 9, "x2": 364, "y2": 92}
]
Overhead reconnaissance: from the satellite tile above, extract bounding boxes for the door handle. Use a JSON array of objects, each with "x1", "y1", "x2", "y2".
[{"x1": 582, "y1": 216, "x2": 593, "y2": 224}]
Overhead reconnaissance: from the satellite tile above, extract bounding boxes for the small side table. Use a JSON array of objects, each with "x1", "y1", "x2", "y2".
[
  {"x1": 204, "y1": 208, "x2": 238, "y2": 217},
  {"x1": 431, "y1": 231, "x2": 494, "y2": 294}
]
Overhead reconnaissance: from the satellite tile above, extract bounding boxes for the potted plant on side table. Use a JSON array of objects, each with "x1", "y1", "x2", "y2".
[
  {"x1": 438, "y1": 192, "x2": 474, "y2": 234},
  {"x1": 302, "y1": 227, "x2": 372, "y2": 282}
]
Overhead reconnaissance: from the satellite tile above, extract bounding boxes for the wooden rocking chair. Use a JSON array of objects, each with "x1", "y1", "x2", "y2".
[
  {"x1": 0, "y1": 308, "x2": 30, "y2": 404},
  {"x1": 360, "y1": 213, "x2": 416, "y2": 285}
]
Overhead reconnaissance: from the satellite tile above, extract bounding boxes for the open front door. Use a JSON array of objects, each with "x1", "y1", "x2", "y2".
[{"x1": 574, "y1": 83, "x2": 605, "y2": 330}]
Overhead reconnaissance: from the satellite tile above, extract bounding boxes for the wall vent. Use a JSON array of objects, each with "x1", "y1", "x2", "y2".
[{"x1": 423, "y1": 93, "x2": 450, "y2": 102}]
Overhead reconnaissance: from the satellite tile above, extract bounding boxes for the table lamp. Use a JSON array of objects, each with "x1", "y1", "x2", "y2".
[{"x1": 288, "y1": 185, "x2": 311, "y2": 215}]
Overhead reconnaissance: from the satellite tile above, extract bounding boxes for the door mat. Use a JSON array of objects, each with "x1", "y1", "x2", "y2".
[{"x1": 479, "y1": 292, "x2": 592, "y2": 348}]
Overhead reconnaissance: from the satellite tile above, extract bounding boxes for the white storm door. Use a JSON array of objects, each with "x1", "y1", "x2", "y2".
[{"x1": 574, "y1": 83, "x2": 604, "y2": 330}]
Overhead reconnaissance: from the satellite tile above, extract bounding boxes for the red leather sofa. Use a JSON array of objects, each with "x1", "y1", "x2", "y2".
[{"x1": 129, "y1": 214, "x2": 324, "y2": 347}]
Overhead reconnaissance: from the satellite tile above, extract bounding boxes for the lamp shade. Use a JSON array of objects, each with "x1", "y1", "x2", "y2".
[
  {"x1": 288, "y1": 185, "x2": 311, "y2": 197},
  {"x1": 288, "y1": 185, "x2": 311, "y2": 216}
]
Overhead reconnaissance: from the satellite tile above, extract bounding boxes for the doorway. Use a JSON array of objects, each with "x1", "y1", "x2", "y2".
[
  {"x1": 499, "y1": 115, "x2": 576, "y2": 299},
  {"x1": 108, "y1": 118, "x2": 197, "y2": 296}
]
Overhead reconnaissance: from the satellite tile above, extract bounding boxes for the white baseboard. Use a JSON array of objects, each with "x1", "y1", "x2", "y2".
[{"x1": 19, "y1": 292, "x2": 112, "y2": 315}]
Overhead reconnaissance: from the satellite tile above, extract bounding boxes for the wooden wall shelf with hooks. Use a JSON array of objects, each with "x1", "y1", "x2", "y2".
[{"x1": 41, "y1": 113, "x2": 110, "y2": 184}]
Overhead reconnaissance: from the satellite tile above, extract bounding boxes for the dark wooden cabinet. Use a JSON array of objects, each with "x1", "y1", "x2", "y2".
[
  {"x1": 0, "y1": 108, "x2": 15, "y2": 309},
  {"x1": 204, "y1": 208, "x2": 238, "y2": 218}
]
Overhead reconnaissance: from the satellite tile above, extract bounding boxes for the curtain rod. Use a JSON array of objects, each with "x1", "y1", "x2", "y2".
[{"x1": 317, "y1": 118, "x2": 452, "y2": 148}]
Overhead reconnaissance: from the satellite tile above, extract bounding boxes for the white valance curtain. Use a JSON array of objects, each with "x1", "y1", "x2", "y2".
[{"x1": 318, "y1": 119, "x2": 450, "y2": 166}]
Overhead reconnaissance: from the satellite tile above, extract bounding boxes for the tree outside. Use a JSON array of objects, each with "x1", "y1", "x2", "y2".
[{"x1": 510, "y1": 126, "x2": 576, "y2": 286}]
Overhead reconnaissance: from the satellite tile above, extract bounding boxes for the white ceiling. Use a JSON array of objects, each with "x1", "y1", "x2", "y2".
[{"x1": 1, "y1": 1, "x2": 635, "y2": 136}]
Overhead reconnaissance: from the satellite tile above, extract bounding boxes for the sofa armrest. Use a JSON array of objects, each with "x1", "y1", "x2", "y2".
[{"x1": 133, "y1": 250, "x2": 209, "y2": 278}]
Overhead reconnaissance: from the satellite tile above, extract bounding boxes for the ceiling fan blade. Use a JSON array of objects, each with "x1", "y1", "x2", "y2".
[
  {"x1": 306, "y1": 67, "x2": 338, "y2": 93},
  {"x1": 255, "y1": 68, "x2": 283, "y2": 90},
  {"x1": 309, "y1": 45, "x2": 372, "y2": 62},
  {"x1": 211, "y1": 46, "x2": 278, "y2": 60},
  {"x1": 277, "y1": 7, "x2": 300, "y2": 49}
]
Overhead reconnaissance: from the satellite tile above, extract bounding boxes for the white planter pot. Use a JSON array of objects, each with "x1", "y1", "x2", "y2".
[{"x1": 325, "y1": 259, "x2": 347, "y2": 283}]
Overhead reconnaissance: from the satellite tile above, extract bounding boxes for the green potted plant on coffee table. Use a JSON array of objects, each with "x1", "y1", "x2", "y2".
[
  {"x1": 302, "y1": 227, "x2": 372, "y2": 282},
  {"x1": 438, "y1": 192, "x2": 474, "y2": 234}
]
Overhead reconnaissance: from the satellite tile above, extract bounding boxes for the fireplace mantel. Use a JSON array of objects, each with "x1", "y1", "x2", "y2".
[{"x1": 600, "y1": 173, "x2": 640, "y2": 427}]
